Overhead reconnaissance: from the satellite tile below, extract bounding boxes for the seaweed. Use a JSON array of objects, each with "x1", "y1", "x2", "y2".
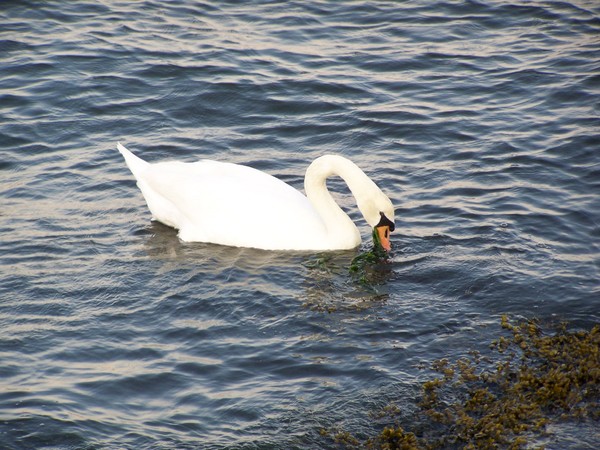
[
  {"x1": 323, "y1": 316, "x2": 600, "y2": 449},
  {"x1": 349, "y1": 228, "x2": 390, "y2": 286}
]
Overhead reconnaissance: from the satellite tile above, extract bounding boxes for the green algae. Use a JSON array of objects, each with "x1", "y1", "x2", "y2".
[
  {"x1": 302, "y1": 230, "x2": 391, "y2": 313},
  {"x1": 349, "y1": 228, "x2": 389, "y2": 286},
  {"x1": 323, "y1": 316, "x2": 600, "y2": 449}
]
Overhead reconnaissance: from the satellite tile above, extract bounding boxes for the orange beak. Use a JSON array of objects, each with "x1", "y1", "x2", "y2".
[{"x1": 376, "y1": 225, "x2": 391, "y2": 252}]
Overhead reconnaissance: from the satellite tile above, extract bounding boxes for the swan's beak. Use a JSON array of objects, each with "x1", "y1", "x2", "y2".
[
  {"x1": 375, "y1": 212, "x2": 394, "y2": 252},
  {"x1": 376, "y1": 225, "x2": 392, "y2": 252}
]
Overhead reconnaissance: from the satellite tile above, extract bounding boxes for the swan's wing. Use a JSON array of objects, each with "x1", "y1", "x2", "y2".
[{"x1": 136, "y1": 160, "x2": 328, "y2": 249}]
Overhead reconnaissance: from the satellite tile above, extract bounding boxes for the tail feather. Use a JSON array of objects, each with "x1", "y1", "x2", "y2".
[{"x1": 117, "y1": 142, "x2": 149, "y2": 177}]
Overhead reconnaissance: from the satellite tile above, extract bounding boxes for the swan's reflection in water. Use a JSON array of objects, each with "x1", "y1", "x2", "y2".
[{"x1": 139, "y1": 220, "x2": 309, "y2": 269}]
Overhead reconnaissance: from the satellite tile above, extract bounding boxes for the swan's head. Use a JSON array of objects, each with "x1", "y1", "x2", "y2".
[{"x1": 357, "y1": 187, "x2": 395, "y2": 252}]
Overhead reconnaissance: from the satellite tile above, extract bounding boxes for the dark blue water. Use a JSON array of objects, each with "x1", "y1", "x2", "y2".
[{"x1": 1, "y1": 1, "x2": 599, "y2": 449}]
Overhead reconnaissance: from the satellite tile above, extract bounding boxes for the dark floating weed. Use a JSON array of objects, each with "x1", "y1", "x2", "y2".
[
  {"x1": 349, "y1": 228, "x2": 390, "y2": 286},
  {"x1": 302, "y1": 230, "x2": 392, "y2": 313},
  {"x1": 322, "y1": 316, "x2": 600, "y2": 449}
]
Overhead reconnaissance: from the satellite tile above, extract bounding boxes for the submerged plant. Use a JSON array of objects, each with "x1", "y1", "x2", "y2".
[
  {"x1": 349, "y1": 228, "x2": 390, "y2": 286},
  {"x1": 301, "y1": 231, "x2": 392, "y2": 313},
  {"x1": 323, "y1": 316, "x2": 600, "y2": 449}
]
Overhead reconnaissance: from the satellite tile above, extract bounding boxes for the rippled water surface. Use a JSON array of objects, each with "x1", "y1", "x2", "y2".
[{"x1": 1, "y1": 1, "x2": 599, "y2": 449}]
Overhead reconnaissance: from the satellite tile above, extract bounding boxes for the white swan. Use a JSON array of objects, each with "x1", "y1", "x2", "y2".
[{"x1": 117, "y1": 143, "x2": 395, "y2": 252}]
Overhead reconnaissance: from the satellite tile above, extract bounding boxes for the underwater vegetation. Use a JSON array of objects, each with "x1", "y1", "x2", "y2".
[
  {"x1": 348, "y1": 228, "x2": 391, "y2": 285},
  {"x1": 302, "y1": 228, "x2": 392, "y2": 313},
  {"x1": 324, "y1": 316, "x2": 599, "y2": 449}
]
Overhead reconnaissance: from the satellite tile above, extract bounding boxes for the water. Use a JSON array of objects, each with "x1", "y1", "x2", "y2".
[{"x1": 1, "y1": 1, "x2": 599, "y2": 448}]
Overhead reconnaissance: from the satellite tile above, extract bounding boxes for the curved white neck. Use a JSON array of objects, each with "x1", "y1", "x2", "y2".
[{"x1": 304, "y1": 155, "x2": 369, "y2": 249}]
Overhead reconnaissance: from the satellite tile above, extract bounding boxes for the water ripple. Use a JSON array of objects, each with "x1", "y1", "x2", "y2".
[{"x1": 1, "y1": 0, "x2": 599, "y2": 448}]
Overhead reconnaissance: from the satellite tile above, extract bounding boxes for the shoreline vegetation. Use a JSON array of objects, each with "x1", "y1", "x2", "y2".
[{"x1": 323, "y1": 316, "x2": 599, "y2": 449}]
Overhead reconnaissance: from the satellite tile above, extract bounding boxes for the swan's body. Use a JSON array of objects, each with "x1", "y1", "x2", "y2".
[{"x1": 117, "y1": 143, "x2": 394, "y2": 251}]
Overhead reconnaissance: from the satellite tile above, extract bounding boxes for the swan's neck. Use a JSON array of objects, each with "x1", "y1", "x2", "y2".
[{"x1": 304, "y1": 155, "x2": 369, "y2": 248}]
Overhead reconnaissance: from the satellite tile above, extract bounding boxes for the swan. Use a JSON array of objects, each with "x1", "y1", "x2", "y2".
[{"x1": 117, "y1": 143, "x2": 395, "y2": 252}]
